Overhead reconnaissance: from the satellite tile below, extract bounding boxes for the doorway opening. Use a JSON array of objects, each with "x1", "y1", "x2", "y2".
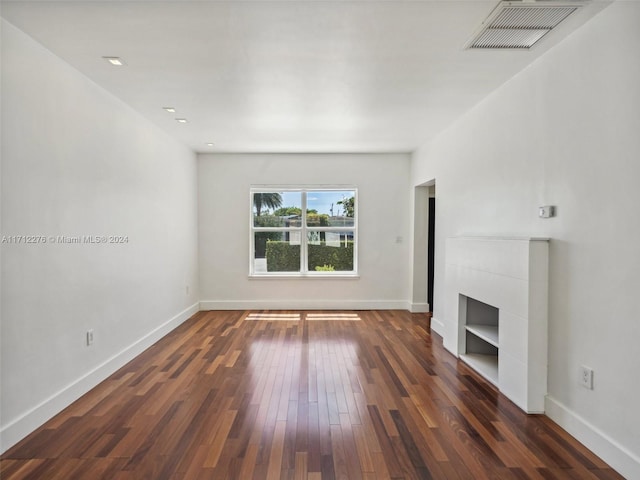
[
  {"x1": 411, "y1": 182, "x2": 435, "y2": 314},
  {"x1": 428, "y1": 195, "x2": 435, "y2": 312}
]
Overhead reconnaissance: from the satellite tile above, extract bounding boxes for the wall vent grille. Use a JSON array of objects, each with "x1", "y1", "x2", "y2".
[{"x1": 467, "y1": 2, "x2": 582, "y2": 49}]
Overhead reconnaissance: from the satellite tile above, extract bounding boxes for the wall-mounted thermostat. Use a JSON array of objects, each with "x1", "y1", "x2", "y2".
[{"x1": 539, "y1": 206, "x2": 556, "y2": 218}]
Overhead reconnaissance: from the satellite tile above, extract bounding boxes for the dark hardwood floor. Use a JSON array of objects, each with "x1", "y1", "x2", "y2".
[{"x1": 1, "y1": 310, "x2": 623, "y2": 479}]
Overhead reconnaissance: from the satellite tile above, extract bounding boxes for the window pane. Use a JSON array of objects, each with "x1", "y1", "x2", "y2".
[
  {"x1": 306, "y1": 191, "x2": 355, "y2": 227},
  {"x1": 251, "y1": 187, "x2": 357, "y2": 276},
  {"x1": 254, "y1": 233, "x2": 301, "y2": 272},
  {"x1": 307, "y1": 231, "x2": 354, "y2": 272},
  {"x1": 253, "y1": 191, "x2": 301, "y2": 227}
]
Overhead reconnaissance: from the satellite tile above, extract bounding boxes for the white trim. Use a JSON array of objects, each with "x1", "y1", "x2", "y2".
[
  {"x1": 430, "y1": 315, "x2": 446, "y2": 337},
  {"x1": 0, "y1": 302, "x2": 199, "y2": 454},
  {"x1": 545, "y1": 395, "x2": 640, "y2": 480},
  {"x1": 200, "y1": 300, "x2": 409, "y2": 311},
  {"x1": 409, "y1": 302, "x2": 430, "y2": 313},
  {"x1": 248, "y1": 274, "x2": 360, "y2": 280}
]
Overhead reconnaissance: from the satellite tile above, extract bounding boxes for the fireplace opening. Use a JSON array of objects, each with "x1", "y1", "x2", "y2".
[{"x1": 459, "y1": 295, "x2": 499, "y2": 384}]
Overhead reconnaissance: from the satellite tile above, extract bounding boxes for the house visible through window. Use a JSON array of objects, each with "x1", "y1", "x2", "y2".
[{"x1": 250, "y1": 187, "x2": 357, "y2": 276}]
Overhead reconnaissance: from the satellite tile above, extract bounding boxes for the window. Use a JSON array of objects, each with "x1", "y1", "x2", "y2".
[{"x1": 250, "y1": 187, "x2": 357, "y2": 276}]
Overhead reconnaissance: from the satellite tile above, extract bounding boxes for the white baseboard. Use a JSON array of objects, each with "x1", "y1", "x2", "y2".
[
  {"x1": 199, "y1": 299, "x2": 410, "y2": 311},
  {"x1": 430, "y1": 315, "x2": 445, "y2": 337},
  {"x1": 0, "y1": 302, "x2": 199, "y2": 454},
  {"x1": 545, "y1": 395, "x2": 640, "y2": 479},
  {"x1": 409, "y1": 302, "x2": 430, "y2": 313}
]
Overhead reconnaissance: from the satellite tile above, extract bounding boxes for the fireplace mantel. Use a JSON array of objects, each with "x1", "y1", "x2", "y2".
[{"x1": 444, "y1": 236, "x2": 549, "y2": 413}]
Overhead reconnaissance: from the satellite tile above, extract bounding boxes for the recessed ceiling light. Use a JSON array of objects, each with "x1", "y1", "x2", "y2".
[
  {"x1": 175, "y1": 118, "x2": 188, "y2": 124},
  {"x1": 102, "y1": 56, "x2": 125, "y2": 66},
  {"x1": 163, "y1": 107, "x2": 176, "y2": 113},
  {"x1": 206, "y1": 143, "x2": 215, "y2": 147}
]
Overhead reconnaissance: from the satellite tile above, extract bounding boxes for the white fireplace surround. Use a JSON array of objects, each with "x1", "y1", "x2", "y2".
[{"x1": 444, "y1": 236, "x2": 549, "y2": 413}]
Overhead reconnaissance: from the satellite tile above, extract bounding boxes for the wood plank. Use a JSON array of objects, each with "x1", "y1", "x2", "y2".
[{"x1": 0, "y1": 310, "x2": 624, "y2": 480}]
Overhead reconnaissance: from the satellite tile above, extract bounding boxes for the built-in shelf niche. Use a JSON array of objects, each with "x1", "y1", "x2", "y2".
[
  {"x1": 460, "y1": 295, "x2": 499, "y2": 385},
  {"x1": 444, "y1": 236, "x2": 549, "y2": 413}
]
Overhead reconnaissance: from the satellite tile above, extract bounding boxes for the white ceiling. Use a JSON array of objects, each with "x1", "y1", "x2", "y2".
[{"x1": 1, "y1": 0, "x2": 610, "y2": 153}]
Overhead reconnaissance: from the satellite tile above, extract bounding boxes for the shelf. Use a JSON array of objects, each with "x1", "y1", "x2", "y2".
[
  {"x1": 460, "y1": 353, "x2": 498, "y2": 385},
  {"x1": 465, "y1": 324, "x2": 499, "y2": 347}
]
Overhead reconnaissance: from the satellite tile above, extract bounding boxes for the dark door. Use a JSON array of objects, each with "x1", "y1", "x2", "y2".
[{"x1": 427, "y1": 197, "x2": 435, "y2": 312}]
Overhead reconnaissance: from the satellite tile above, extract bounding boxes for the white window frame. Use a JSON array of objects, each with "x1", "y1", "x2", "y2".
[{"x1": 249, "y1": 186, "x2": 358, "y2": 278}]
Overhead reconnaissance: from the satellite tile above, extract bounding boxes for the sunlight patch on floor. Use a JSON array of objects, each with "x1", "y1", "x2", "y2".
[
  {"x1": 245, "y1": 313, "x2": 301, "y2": 321},
  {"x1": 244, "y1": 312, "x2": 361, "y2": 321},
  {"x1": 306, "y1": 313, "x2": 361, "y2": 321}
]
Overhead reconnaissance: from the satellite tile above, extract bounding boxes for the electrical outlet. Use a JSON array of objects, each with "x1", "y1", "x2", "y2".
[
  {"x1": 86, "y1": 329, "x2": 94, "y2": 346},
  {"x1": 580, "y1": 365, "x2": 593, "y2": 389},
  {"x1": 186, "y1": 285, "x2": 190, "y2": 296}
]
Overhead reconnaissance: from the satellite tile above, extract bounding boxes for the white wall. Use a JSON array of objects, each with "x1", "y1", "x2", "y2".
[
  {"x1": 0, "y1": 21, "x2": 199, "y2": 452},
  {"x1": 199, "y1": 153, "x2": 411, "y2": 310},
  {"x1": 0, "y1": 18, "x2": 4, "y2": 454},
  {"x1": 411, "y1": 2, "x2": 640, "y2": 477}
]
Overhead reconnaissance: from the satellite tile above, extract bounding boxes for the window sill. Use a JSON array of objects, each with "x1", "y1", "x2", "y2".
[{"x1": 249, "y1": 273, "x2": 360, "y2": 280}]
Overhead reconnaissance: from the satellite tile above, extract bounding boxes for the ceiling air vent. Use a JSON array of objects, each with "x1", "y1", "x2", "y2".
[{"x1": 467, "y1": 1, "x2": 584, "y2": 50}]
